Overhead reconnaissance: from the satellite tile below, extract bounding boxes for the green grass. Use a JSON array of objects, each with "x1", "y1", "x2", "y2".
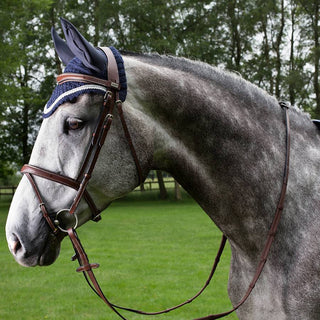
[{"x1": 0, "y1": 192, "x2": 238, "y2": 320}]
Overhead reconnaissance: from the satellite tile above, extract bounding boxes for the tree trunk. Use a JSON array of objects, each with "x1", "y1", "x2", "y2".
[
  {"x1": 22, "y1": 100, "x2": 29, "y2": 164},
  {"x1": 313, "y1": 0, "x2": 320, "y2": 116},
  {"x1": 93, "y1": 0, "x2": 100, "y2": 47},
  {"x1": 261, "y1": 19, "x2": 273, "y2": 94},
  {"x1": 20, "y1": 66, "x2": 30, "y2": 164},
  {"x1": 289, "y1": 2, "x2": 296, "y2": 106},
  {"x1": 140, "y1": 183, "x2": 145, "y2": 191},
  {"x1": 156, "y1": 170, "x2": 168, "y2": 200},
  {"x1": 275, "y1": 0, "x2": 285, "y2": 99},
  {"x1": 227, "y1": 0, "x2": 242, "y2": 71},
  {"x1": 49, "y1": 3, "x2": 62, "y2": 74},
  {"x1": 174, "y1": 180, "x2": 182, "y2": 201}
]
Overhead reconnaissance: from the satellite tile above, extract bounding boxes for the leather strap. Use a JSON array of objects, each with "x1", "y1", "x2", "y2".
[
  {"x1": 21, "y1": 164, "x2": 80, "y2": 189},
  {"x1": 69, "y1": 91, "x2": 115, "y2": 215},
  {"x1": 23, "y1": 171, "x2": 59, "y2": 234},
  {"x1": 57, "y1": 73, "x2": 120, "y2": 90},
  {"x1": 21, "y1": 164, "x2": 101, "y2": 223},
  {"x1": 67, "y1": 228, "x2": 128, "y2": 320},
  {"x1": 68, "y1": 227, "x2": 227, "y2": 320},
  {"x1": 100, "y1": 47, "x2": 120, "y2": 102},
  {"x1": 99, "y1": 47, "x2": 120, "y2": 84},
  {"x1": 117, "y1": 101, "x2": 144, "y2": 185}
]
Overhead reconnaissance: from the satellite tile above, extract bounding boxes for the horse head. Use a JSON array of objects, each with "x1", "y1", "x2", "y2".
[{"x1": 6, "y1": 18, "x2": 150, "y2": 267}]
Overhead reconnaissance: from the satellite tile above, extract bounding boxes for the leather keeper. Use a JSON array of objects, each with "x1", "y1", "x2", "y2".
[{"x1": 76, "y1": 263, "x2": 100, "y2": 273}]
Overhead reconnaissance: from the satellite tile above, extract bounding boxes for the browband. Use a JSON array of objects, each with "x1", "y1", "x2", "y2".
[
  {"x1": 56, "y1": 47, "x2": 122, "y2": 99},
  {"x1": 57, "y1": 73, "x2": 121, "y2": 90}
]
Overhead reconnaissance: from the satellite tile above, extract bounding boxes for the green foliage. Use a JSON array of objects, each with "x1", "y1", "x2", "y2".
[
  {"x1": 0, "y1": 0, "x2": 320, "y2": 180},
  {"x1": 0, "y1": 162, "x2": 14, "y2": 185},
  {"x1": 0, "y1": 0, "x2": 55, "y2": 168}
]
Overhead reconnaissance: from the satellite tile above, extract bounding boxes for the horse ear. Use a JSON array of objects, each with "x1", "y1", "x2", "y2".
[
  {"x1": 60, "y1": 17, "x2": 106, "y2": 72},
  {"x1": 51, "y1": 27, "x2": 74, "y2": 65}
]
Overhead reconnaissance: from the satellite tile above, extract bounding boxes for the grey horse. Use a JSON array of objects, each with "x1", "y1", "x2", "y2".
[{"x1": 6, "y1": 18, "x2": 320, "y2": 319}]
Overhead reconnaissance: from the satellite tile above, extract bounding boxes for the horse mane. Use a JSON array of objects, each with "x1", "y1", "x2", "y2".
[{"x1": 123, "y1": 51, "x2": 309, "y2": 121}]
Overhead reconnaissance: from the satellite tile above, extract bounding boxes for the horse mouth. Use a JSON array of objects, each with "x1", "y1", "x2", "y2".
[
  {"x1": 39, "y1": 233, "x2": 62, "y2": 266},
  {"x1": 8, "y1": 232, "x2": 62, "y2": 267}
]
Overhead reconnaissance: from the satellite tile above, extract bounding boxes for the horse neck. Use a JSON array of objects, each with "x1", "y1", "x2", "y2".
[{"x1": 124, "y1": 55, "x2": 293, "y2": 252}]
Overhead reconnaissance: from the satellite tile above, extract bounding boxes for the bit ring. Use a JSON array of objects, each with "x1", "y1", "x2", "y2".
[{"x1": 55, "y1": 209, "x2": 78, "y2": 233}]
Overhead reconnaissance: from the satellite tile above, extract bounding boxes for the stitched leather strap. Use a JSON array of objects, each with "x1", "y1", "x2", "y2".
[
  {"x1": 100, "y1": 47, "x2": 120, "y2": 102},
  {"x1": 117, "y1": 101, "x2": 144, "y2": 185},
  {"x1": 21, "y1": 164, "x2": 101, "y2": 222},
  {"x1": 99, "y1": 47, "x2": 120, "y2": 84},
  {"x1": 21, "y1": 164, "x2": 80, "y2": 189},
  {"x1": 68, "y1": 227, "x2": 227, "y2": 320},
  {"x1": 68, "y1": 228, "x2": 128, "y2": 320},
  {"x1": 69, "y1": 91, "x2": 115, "y2": 215},
  {"x1": 57, "y1": 73, "x2": 120, "y2": 90},
  {"x1": 23, "y1": 171, "x2": 59, "y2": 234}
]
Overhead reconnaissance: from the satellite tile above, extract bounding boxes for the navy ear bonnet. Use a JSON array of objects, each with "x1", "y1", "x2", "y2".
[{"x1": 44, "y1": 43, "x2": 127, "y2": 118}]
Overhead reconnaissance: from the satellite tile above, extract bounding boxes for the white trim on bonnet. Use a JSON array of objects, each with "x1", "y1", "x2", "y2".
[{"x1": 43, "y1": 84, "x2": 107, "y2": 116}]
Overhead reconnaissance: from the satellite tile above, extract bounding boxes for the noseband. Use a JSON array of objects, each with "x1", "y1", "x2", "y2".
[{"x1": 21, "y1": 47, "x2": 291, "y2": 320}]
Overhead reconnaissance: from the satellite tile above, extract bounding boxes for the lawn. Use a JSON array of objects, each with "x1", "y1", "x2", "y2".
[{"x1": 0, "y1": 191, "x2": 238, "y2": 320}]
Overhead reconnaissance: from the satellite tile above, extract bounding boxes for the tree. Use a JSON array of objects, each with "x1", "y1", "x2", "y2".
[
  {"x1": 274, "y1": 0, "x2": 285, "y2": 99},
  {"x1": 297, "y1": 0, "x2": 320, "y2": 117},
  {"x1": 2, "y1": 0, "x2": 320, "y2": 182},
  {"x1": 156, "y1": 170, "x2": 168, "y2": 200},
  {"x1": 174, "y1": 180, "x2": 182, "y2": 201},
  {"x1": 284, "y1": 0, "x2": 310, "y2": 108},
  {"x1": 0, "y1": 0, "x2": 54, "y2": 168}
]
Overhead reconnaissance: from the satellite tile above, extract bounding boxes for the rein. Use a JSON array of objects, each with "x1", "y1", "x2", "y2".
[{"x1": 21, "y1": 46, "x2": 291, "y2": 319}]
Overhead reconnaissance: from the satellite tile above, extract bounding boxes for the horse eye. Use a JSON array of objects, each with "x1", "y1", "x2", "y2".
[
  {"x1": 69, "y1": 97, "x2": 78, "y2": 104},
  {"x1": 65, "y1": 118, "x2": 84, "y2": 131}
]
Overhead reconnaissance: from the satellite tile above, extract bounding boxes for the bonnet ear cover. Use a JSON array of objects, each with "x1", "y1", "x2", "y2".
[
  {"x1": 60, "y1": 17, "x2": 106, "y2": 73},
  {"x1": 43, "y1": 18, "x2": 127, "y2": 118},
  {"x1": 51, "y1": 27, "x2": 74, "y2": 66}
]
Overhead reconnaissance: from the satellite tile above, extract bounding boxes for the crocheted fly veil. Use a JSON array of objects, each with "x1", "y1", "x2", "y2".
[{"x1": 44, "y1": 18, "x2": 127, "y2": 118}]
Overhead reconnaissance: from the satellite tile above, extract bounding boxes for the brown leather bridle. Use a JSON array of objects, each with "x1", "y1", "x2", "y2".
[
  {"x1": 21, "y1": 47, "x2": 143, "y2": 232},
  {"x1": 20, "y1": 46, "x2": 291, "y2": 320}
]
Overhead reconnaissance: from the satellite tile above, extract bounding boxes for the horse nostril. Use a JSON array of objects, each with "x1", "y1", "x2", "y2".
[{"x1": 9, "y1": 234, "x2": 22, "y2": 255}]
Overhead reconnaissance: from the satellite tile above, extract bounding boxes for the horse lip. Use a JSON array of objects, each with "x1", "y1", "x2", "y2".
[
  {"x1": 38, "y1": 233, "x2": 61, "y2": 266},
  {"x1": 9, "y1": 232, "x2": 61, "y2": 267},
  {"x1": 7, "y1": 233, "x2": 37, "y2": 267}
]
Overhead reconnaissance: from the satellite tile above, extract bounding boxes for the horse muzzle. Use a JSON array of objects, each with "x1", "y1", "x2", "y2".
[{"x1": 7, "y1": 227, "x2": 63, "y2": 267}]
